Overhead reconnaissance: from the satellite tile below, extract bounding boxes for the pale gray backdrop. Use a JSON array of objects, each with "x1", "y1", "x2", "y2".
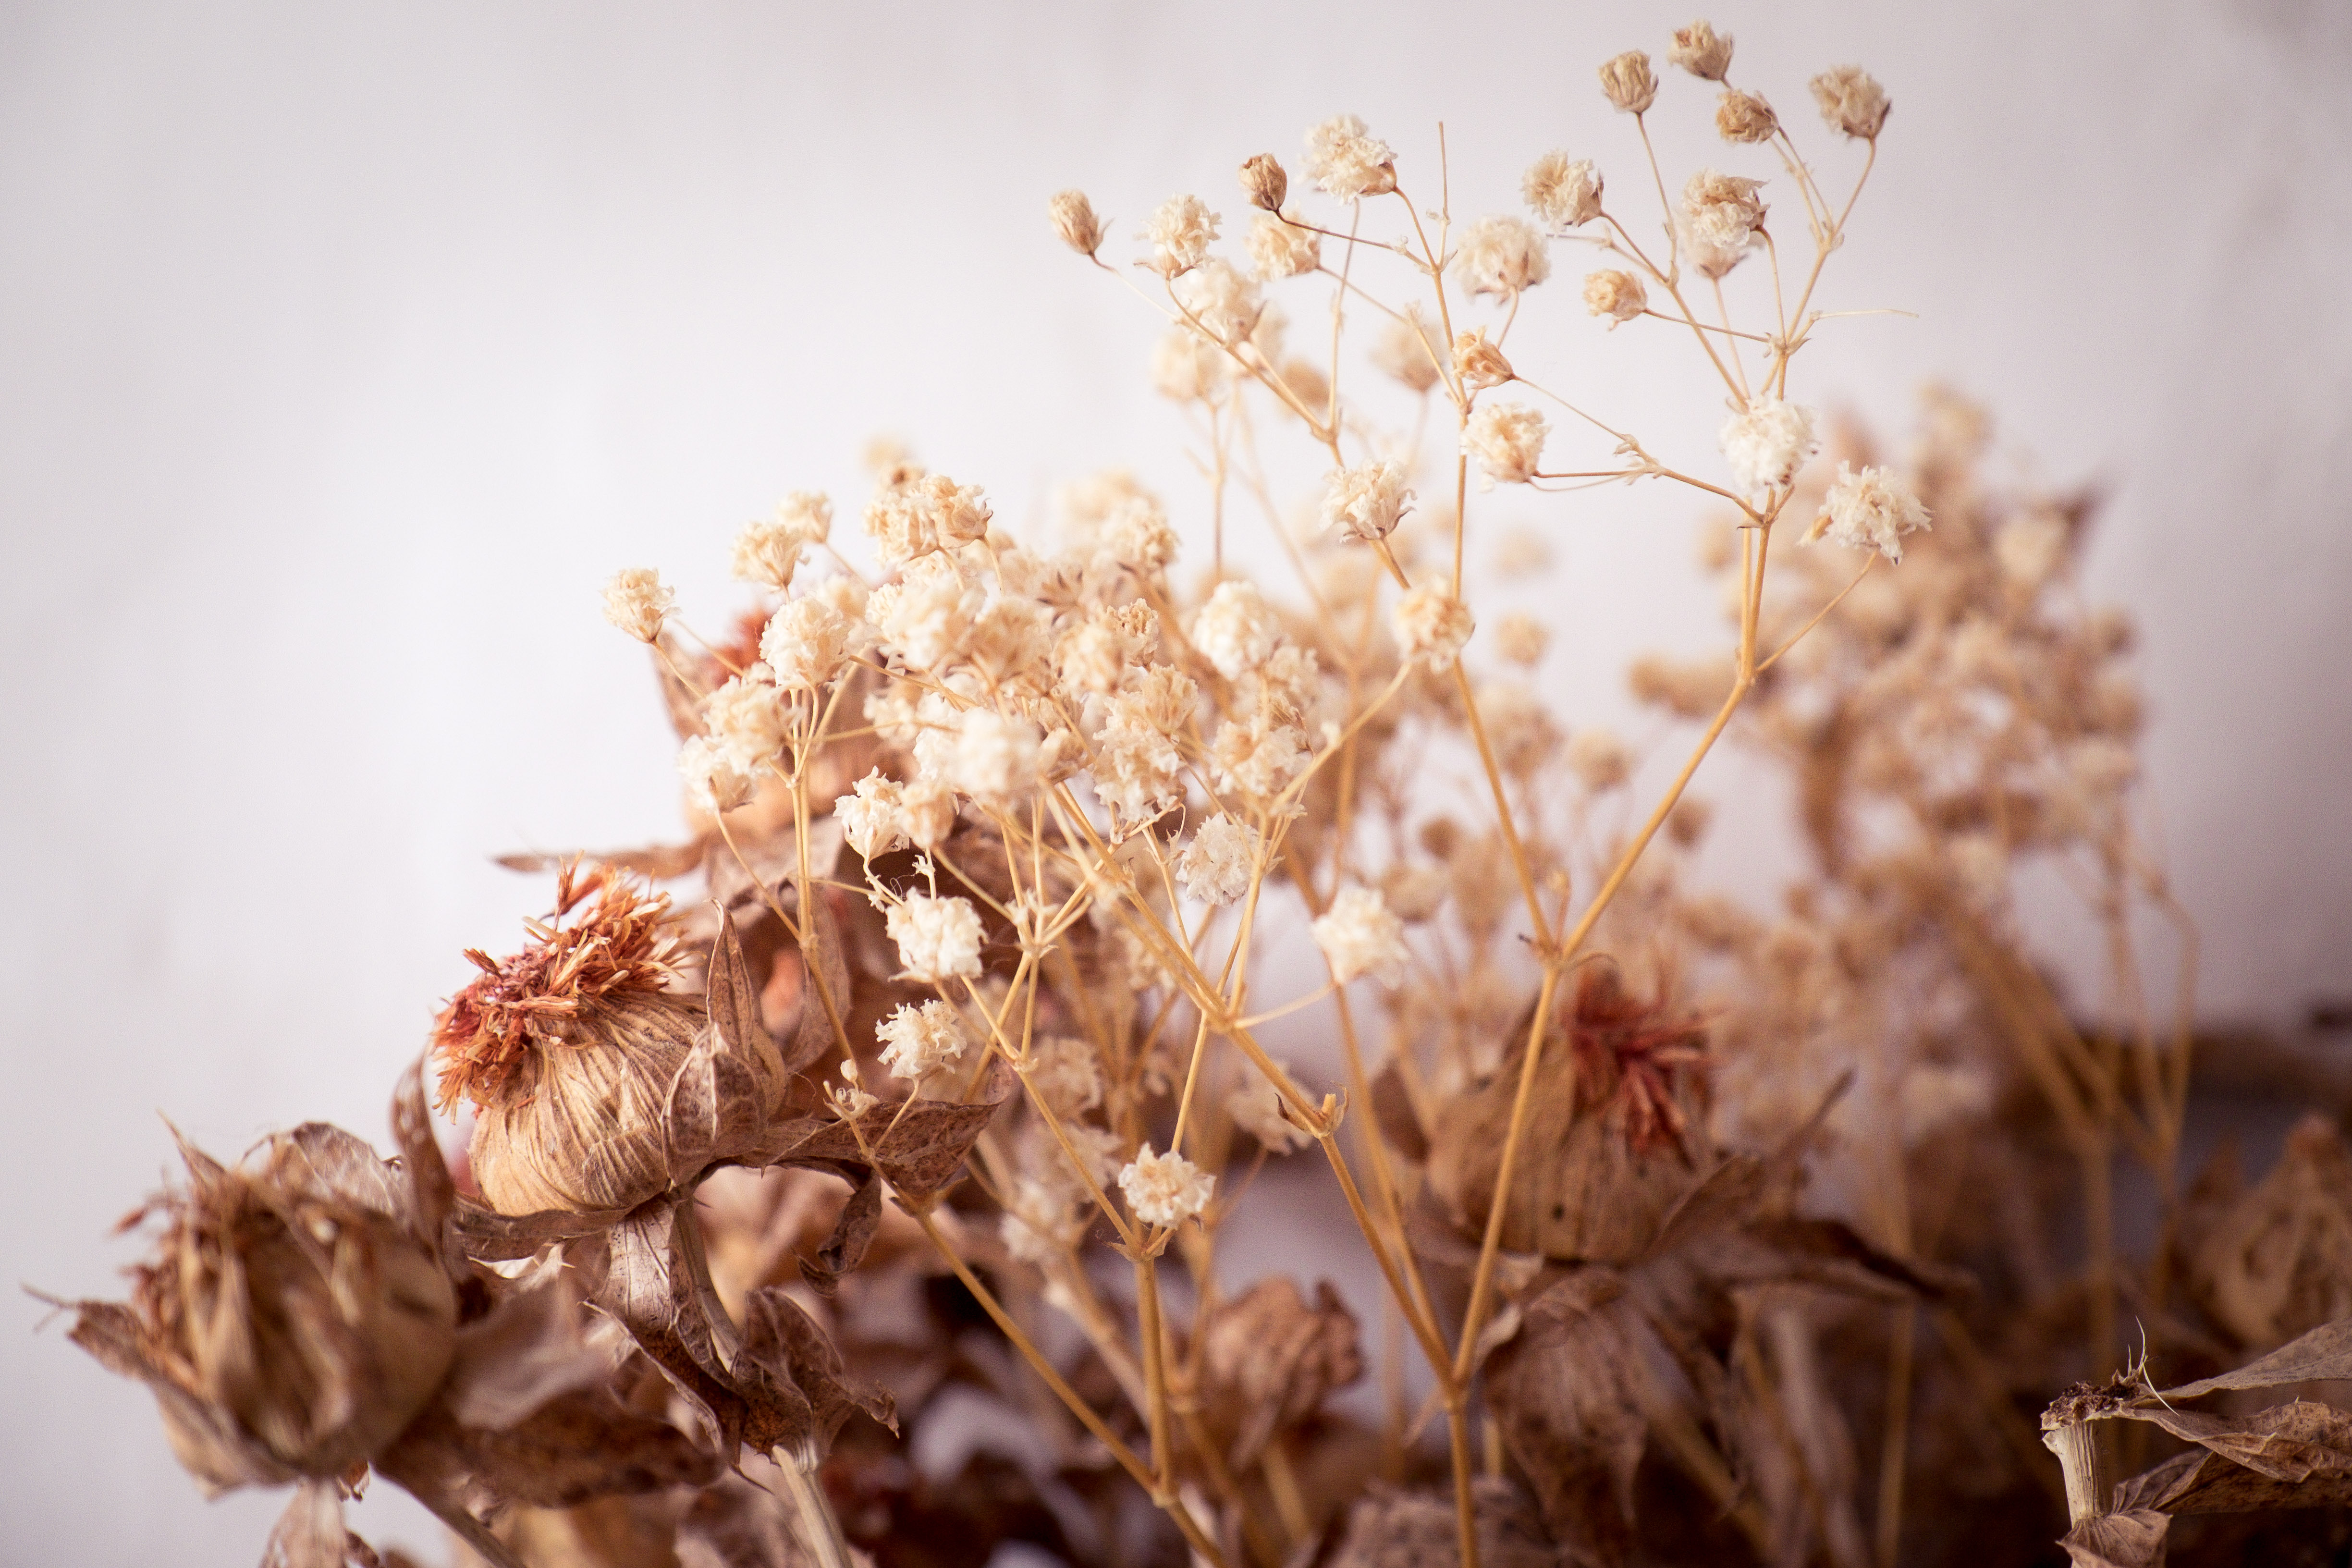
[{"x1": 4, "y1": 1, "x2": 2349, "y2": 1562}]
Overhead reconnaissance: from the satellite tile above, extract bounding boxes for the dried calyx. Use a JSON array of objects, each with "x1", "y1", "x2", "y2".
[{"x1": 82, "y1": 1137, "x2": 458, "y2": 1492}]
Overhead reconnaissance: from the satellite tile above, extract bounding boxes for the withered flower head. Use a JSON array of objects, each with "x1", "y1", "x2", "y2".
[
  {"x1": 69, "y1": 1135, "x2": 457, "y2": 1495},
  {"x1": 1239, "y1": 152, "x2": 1288, "y2": 211},
  {"x1": 434, "y1": 862, "x2": 774, "y2": 1216},
  {"x1": 1561, "y1": 965, "x2": 1709, "y2": 1154}
]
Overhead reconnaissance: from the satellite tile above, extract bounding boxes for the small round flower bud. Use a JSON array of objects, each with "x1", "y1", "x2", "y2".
[
  {"x1": 1715, "y1": 88, "x2": 1778, "y2": 144},
  {"x1": 1810, "y1": 64, "x2": 1889, "y2": 140},
  {"x1": 1583, "y1": 269, "x2": 1648, "y2": 326},
  {"x1": 679, "y1": 735, "x2": 755, "y2": 814},
  {"x1": 1176, "y1": 812, "x2": 1262, "y2": 907},
  {"x1": 1567, "y1": 726, "x2": 1632, "y2": 791},
  {"x1": 1668, "y1": 21, "x2": 1734, "y2": 81},
  {"x1": 1190, "y1": 579, "x2": 1279, "y2": 680},
  {"x1": 1372, "y1": 309, "x2": 1443, "y2": 392},
  {"x1": 1681, "y1": 169, "x2": 1768, "y2": 252},
  {"x1": 1239, "y1": 153, "x2": 1288, "y2": 211},
  {"x1": 601, "y1": 567, "x2": 673, "y2": 643},
  {"x1": 760, "y1": 596, "x2": 850, "y2": 692},
  {"x1": 1599, "y1": 50, "x2": 1658, "y2": 114},
  {"x1": 1050, "y1": 189, "x2": 1104, "y2": 257},
  {"x1": 1522, "y1": 151, "x2": 1602, "y2": 229},
  {"x1": 1452, "y1": 328, "x2": 1513, "y2": 391},
  {"x1": 1302, "y1": 113, "x2": 1396, "y2": 200},
  {"x1": 876, "y1": 998, "x2": 968, "y2": 1082},
  {"x1": 1494, "y1": 612, "x2": 1549, "y2": 666}
]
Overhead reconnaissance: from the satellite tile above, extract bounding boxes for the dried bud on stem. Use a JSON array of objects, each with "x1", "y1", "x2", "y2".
[
  {"x1": 1669, "y1": 20, "x2": 1734, "y2": 81},
  {"x1": 1715, "y1": 88, "x2": 1779, "y2": 143},
  {"x1": 1598, "y1": 50, "x2": 1659, "y2": 114},
  {"x1": 1049, "y1": 189, "x2": 1103, "y2": 257},
  {"x1": 1811, "y1": 64, "x2": 1890, "y2": 139},
  {"x1": 1239, "y1": 153, "x2": 1288, "y2": 211}
]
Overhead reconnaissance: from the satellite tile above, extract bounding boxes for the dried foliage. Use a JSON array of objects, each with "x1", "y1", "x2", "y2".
[{"x1": 46, "y1": 18, "x2": 2349, "y2": 1568}]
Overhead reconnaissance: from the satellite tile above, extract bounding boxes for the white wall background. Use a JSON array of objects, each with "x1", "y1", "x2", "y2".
[{"x1": 4, "y1": 2, "x2": 2348, "y2": 1561}]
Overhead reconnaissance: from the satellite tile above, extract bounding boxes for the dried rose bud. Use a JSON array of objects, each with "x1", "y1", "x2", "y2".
[
  {"x1": 1668, "y1": 20, "x2": 1734, "y2": 81},
  {"x1": 435, "y1": 862, "x2": 781, "y2": 1215},
  {"x1": 1239, "y1": 152, "x2": 1288, "y2": 212},
  {"x1": 1715, "y1": 88, "x2": 1778, "y2": 144},
  {"x1": 1598, "y1": 50, "x2": 1658, "y2": 114},
  {"x1": 67, "y1": 1137, "x2": 457, "y2": 1493},
  {"x1": 1048, "y1": 189, "x2": 1103, "y2": 257}
]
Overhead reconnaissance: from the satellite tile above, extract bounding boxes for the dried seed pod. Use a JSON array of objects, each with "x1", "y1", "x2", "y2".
[
  {"x1": 67, "y1": 1137, "x2": 458, "y2": 1493},
  {"x1": 435, "y1": 862, "x2": 783, "y2": 1215}
]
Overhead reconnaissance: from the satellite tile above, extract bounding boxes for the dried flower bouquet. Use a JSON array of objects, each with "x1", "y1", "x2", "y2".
[{"x1": 60, "y1": 19, "x2": 2335, "y2": 1568}]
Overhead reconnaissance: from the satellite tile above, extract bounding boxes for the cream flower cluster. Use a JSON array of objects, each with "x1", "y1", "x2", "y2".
[
  {"x1": 1117, "y1": 1144, "x2": 1215, "y2": 1228},
  {"x1": 1311, "y1": 886, "x2": 1410, "y2": 986},
  {"x1": 876, "y1": 999, "x2": 968, "y2": 1082}
]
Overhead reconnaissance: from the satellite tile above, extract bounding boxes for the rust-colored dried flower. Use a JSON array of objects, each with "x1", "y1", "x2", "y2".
[
  {"x1": 1239, "y1": 152, "x2": 1287, "y2": 211},
  {"x1": 1598, "y1": 50, "x2": 1658, "y2": 114},
  {"x1": 434, "y1": 863, "x2": 773, "y2": 1215}
]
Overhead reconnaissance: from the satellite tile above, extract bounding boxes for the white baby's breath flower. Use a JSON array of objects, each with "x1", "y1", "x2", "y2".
[
  {"x1": 1175, "y1": 813, "x2": 1261, "y2": 906},
  {"x1": 1567, "y1": 726, "x2": 1632, "y2": 791},
  {"x1": 1811, "y1": 64, "x2": 1890, "y2": 139},
  {"x1": 1494, "y1": 612, "x2": 1548, "y2": 666},
  {"x1": 1321, "y1": 459, "x2": 1414, "y2": 541},
  {"x1": 701, "y1": 669, "x2": 789, "y2": 773},
  {"x1": 1456, "y1": 215, "x2": 1550, "y2": 298},
  {"x1": 830, "y1": 1059, "x2": 880, "y2": 1119},
  {"x1": 875, "y1": 999, "x2": 968, "y2": 1082},
  {"x1": 1372, "y1": 309, "x2": 1444, "y2": 392},
  {"x1": 1247, "y1": 211, "x2": 1320, "y2": 279},
  {"x1": 1478, "y1": 681, "x2": 1559, "y2": 774},
  {"x1": 1311, "y1": 886, "x2": 1410, "y2": 986},
  {"x1": 1227, "y1": 1067, "x2": 1310, "y2": 1154},
  {"x1": 730, "y1": 496, "x2": 828, "y2": 591},
  {"x1": 1465, "y1": 402, "x2": 1548, "y2": 486},
  {"x1": 759, "y1": 597, "x2": 849, "y2": 691},
  {"x1": 1152, "y1": 327, "x2": 1228, "y2": 401},
  {"x1": 1028, "y1": 1034, "x2": 1103, "y2": 1117},
  {"x1": 1522, "y1": 151, "x2": 1602, "y2": 229},
  {"x1": 601, "y1": 567, "x2": 673, "y2": 642},
  {"x1": 1174, "y1": 257, "x2": 1262, "y2": 345},
  {"x1": 1118, "y1": 1144, "x2": 1215, "y2": 1228},
  {"x1": 1211, "y1": 716, "x2": 1311, "y2": 800},
  {"x1": 1302, "y1": 114, "x2": 1396, "y2": 200},
  {"x1": 952, "y1": 708, "x2": 1042, "y2": 804},
  {"x1": 899, "y1": 777, "x2": 957, "y2": 849},
  {"x1": 1669, "y1": 21, "x2": 1734, "y2": 81},
  {"x1": 1392, "y1": 585, "x2": 1474, "y2": 672},
  {"x1": 836, "y1": 769, "x2": 906, "y2": 860},
  {"x1": 1143, "y1": 194, "x2": 1220, "y2": 277},
  {"x1": 1681, "y1": 169, "x2": 1768, "y2": 253},
  {"x1": 1190, "y1": 579, "x2": 1280, "y2": 679},
  {"x1": 678, "y1": 735, "x2": 754, "y2": 813},
  {"x1": 1719, "y1": 397, "x2": 1817, "y2": 494},
  {"x1": 1583, "y1": 269, "x2": 1647, "y2": 325},
  {"x1": 871, "y1": 557, "x2": 977, "y2": 671},
  {"x1": 1598, "y1": 50, "x2": 1658, "y2": 114},
  {"x1": 1807, "y1": 462, "x2": 1932, "y2": 562},
  {"x1": 1101, "y1": 495, "x2": 1180, "y2": 573},
  {"x1": 885, "y1": 893, "x2": 985, "y2": 983}
]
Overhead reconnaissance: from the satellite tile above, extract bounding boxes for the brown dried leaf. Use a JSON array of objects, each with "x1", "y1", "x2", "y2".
[
  {"x1": 667, "y1": 1030, "x2": 767, "y2": 1191},
  {"x1": 450, "y1": 1197, "x2": 635, "y2": 1263},
  {"x1": 432, "y1": 1387, "x2": 718, "y2": 1508},
  {"x1": 1482, "y1": 1266, "x2": 1649, "y2": 1560},
  {"x1": 595, "y1": 1200, "x2": 746, "y2": 1454},
  {"x1": 2181, "y1": 1116, "x2": 2352, "y2": 1349},
  {"x1": 745, "y1": 1059, "x2": 1013, "y2": 1198},
  {"x1": 2156, "y1": 1317, "x2": 2352, "y2": 1402},
  {"x1": 742, "y1": 1285, "x2": 897, "y2": 1459},
  {"x1": 440, "y1": 1275, "x2": 608, "y2": 1431},
  {"x1": 707, "y1": 909, "x2": 778, "y2": 1086},
  {"x1": 798, "y1": 1173, "x2": 883, "y2": 1298},
  {"x1": 2058, "y1": 1509, "x2": 2170, "y2": 1568},
  {"x1": 1200, "y1": 1276, "x2": 1365, "y2": 1467},
  {"x1": 1370, "y1": 1057, "x2": 1429, "y2": 1164},
  {"x1": 390, "y1": 1059, "x2": 456, "y2": 1250}
]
